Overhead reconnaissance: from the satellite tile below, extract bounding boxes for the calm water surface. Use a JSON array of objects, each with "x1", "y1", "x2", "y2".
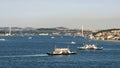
[{"x1": 0, "y1": 36, "x2": 120, "y2": 68}]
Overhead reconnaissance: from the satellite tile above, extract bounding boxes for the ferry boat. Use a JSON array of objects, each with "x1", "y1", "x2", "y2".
[
  {"x1": 47, "y1": 47, "x2": 76, "y2": 55},
  {"x1": 77, "y1": 44, "x2": 103, "y2": 50}
]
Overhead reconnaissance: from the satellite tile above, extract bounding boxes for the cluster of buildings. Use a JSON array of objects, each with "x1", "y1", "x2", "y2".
[
  {"x1": 0, "y1": 27, "x2": 92, "y2": 37},
  {"x1": 0, "y1": 27, "x2": 120, "y2": 41},
  {"x1": 90, "y1": 29, "x2": 120, "y2": 40}
]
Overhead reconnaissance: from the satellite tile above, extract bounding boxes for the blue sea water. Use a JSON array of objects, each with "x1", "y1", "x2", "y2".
[{"x1": 0, "y1": 36, "x2": 120, "y2": 68}]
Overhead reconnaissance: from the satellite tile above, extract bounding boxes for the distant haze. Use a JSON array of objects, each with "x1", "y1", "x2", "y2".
[{"x1": 0, "y1": 0, "x2": 120, "y2": 29}]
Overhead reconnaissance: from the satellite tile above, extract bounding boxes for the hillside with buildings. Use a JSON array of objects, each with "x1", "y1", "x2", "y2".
[
  {"x1": 1, "y1": 27, "x2": 119, "y2": 41},
  {"x1": 90, "y1": 29, "x2": 120, "y2": 41}
]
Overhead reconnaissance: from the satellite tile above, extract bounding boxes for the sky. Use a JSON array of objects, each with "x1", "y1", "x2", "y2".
[{"x1": 0, "y1": 0, "x2": 120, "y2": 29}]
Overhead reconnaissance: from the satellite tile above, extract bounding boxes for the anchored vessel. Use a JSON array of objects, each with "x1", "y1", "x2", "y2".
[
  {"x1": 77, "y1": 44, "x2": 103, "y2": 50},
  {"x1": 47, "y1": 47, "x2": 76, "y2": 55}
]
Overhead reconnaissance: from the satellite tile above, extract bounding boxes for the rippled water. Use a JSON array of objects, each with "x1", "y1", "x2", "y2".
[{"x1": 0, "y1": 36, "x2": 120, "y2": 68}]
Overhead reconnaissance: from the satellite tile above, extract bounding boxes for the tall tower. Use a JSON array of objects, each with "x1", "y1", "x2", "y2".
[
  {"x1": 9, "y1": 26, "x2": 11, "y2": 36},
  {"x1": 82, "y1": 25, "x2": 84, "y2": 37}
]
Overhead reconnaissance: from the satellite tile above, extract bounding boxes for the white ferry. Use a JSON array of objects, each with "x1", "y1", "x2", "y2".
[
  {"x1": 77, "y1": 44, "x2": 103, "y2": 50},
  {"x1": 47, "y1": 47, "x2": 76, "y2": 55}
]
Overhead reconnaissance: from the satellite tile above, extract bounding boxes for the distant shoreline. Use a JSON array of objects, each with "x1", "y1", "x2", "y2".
[{"x1": 93, "y1": 39, "x2": 120, "y2": 42}]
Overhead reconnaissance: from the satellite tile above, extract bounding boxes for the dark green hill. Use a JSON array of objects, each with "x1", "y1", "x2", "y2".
[{"x1": 93, "y1": 28, "x2": 120, "y2": 35}]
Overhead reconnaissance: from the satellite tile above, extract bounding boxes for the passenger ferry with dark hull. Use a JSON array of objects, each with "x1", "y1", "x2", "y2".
[{"x1": 47, "y1": 47, "x2": 76, "y2": 55}]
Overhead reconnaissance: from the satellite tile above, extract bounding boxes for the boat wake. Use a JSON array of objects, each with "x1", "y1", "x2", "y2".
[{"x1": 0, "y1": 54, "x2": 48, "y2": 58}]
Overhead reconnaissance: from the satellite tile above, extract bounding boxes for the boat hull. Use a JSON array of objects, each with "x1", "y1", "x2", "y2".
[
  {"x1": 47, "y1": 52, "x2": 76, "y2": 55},
  {"x1": 77, "y1": 48, "x2": 103, "y2": 50}
]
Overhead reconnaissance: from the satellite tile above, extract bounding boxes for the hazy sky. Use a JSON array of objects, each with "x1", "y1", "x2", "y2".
[{"x1": 0, "y1": 0, "x2": 120, "y2": 29}]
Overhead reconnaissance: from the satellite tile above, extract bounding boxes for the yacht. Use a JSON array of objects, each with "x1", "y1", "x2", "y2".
[
  {"x1": 77, "y1": 44, "x2": 103, "y2": 50},
  {"x1": 47, "y1": 47, "x2": 76, "y2": 55}
]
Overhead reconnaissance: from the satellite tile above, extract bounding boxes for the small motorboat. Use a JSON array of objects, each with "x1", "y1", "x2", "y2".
[
  {"x1": 77, "y1": 44, "x2": 103, "y2": 50},
  {"x1": 0, "y1": 38, "x2": 6, "y2": 41},
  {"x1": 71, "y1": 41, "x2": 76, "y2": 44}
]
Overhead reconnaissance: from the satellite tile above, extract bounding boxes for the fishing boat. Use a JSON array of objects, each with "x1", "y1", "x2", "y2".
[
  {"x1": 77, "y1": 44, "x2": 103, "y2": 50},
  {"x1": 47, "y1": 47, "x2": 76, "y2": 55}
]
